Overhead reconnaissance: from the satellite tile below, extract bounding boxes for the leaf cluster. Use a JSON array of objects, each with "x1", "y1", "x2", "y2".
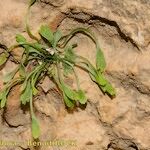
[{"x1": 0, "y1": 0, "x2": 116, "y2": 139}]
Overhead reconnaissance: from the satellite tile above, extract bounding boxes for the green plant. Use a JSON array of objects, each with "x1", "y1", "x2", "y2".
[{"x1": 0, "y1": 0, "x2": 116, "y2": 139}]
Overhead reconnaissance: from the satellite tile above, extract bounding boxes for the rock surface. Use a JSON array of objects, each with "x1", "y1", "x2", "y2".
[{"x1": 0, "y1": 0, "x2": 150, "y2": 150}]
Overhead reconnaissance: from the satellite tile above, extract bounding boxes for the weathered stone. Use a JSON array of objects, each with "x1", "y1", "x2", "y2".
[
  {"x1": 40, "y1": 76, "x2": 56, "y2": 93},
  {"x1": 0, "y1": 0, "x2": 150, "y2": 150},
  {"x1": 4, "y1": 85, "x2": 30, "y2": 127}
]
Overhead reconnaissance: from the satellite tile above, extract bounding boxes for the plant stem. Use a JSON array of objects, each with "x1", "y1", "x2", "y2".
[
  {"x1": 59, "y1": 28, "x2": 98, "y2": 48},
  {"x1": 25, "y1": 5, "x2": 39, "y2": 41}
]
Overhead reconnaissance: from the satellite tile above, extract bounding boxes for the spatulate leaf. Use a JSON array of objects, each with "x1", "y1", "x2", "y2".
[
  {"x1": 76, "y1": 90, "x2": 87, "y2": 104},
  {"x1": 53, "y1": 30, "x2": 62, "y2": 48},
  {"x1": 96, "y1": 46, "x2": 106, "y2": 73},
  {"x1": 39, "y1": 25, "x2": 54, "y2": 45},
  {"x1": 20, "y1": 81, "x2": 32, "y2": 105},
  {"x1": 31, "y1": 115, "x2": 40, "y2": 139},
  {"x1": 0, "y1": 53, "x2": 8, "y2": 66}
]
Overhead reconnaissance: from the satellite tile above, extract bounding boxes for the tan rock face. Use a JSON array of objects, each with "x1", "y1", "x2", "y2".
[
  {"x1": 64, "y1": 0, "x2": 150, "y2": 50},
  {"x1": 0, "y1": 0, "x2": 150, "y2": 150}
]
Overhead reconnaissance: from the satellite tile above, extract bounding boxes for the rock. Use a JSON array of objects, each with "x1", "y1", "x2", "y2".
[
  {"x1": 40, "y1": 0, "x2": 66, "y2": 7},
  {"x1": 0, "y1": 0, "x2": 150, "y2": 149},
  {"x1": 40, "y1": 76, "x2": 56, "y2": 93},
  {"x1": 4, "y1": 85, "x2": 30, "y2": 127},
  {"x1": 62, "y1": 0, "x2": 150, "y2": 50},
  {"x1": 51, "y1": 110, "x2": 110, "y2": 150},
  {"x1": 34, "y1": 90, "x2": 66, "y2": 121}
]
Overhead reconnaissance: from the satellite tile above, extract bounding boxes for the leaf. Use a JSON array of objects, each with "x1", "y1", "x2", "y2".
[
  {"x1": 16, "y1": 34, "x2": 29, "y2": 50},
  {"x1": 20, "y1": 81, "x2": 32, "y2": 105},
  {"x1": 16, "y1": 35, "x2": 45, "y2": 56},
  {"x1": 16, "y1": 34, "x2": 30, "y2": 52},
  {"x1": 3, "y1": 67, "x2": 19, "y2": 83},
  {"x1": 61, "y1": 83, "x2": 77, "y2": 100},
  {"x1": 39, "y1": 25, "x2": 54, "y2": 45},
  {"x1": 53, "y1": 30, "x2": 62, "y2": 48},
  {"x1": 28, "y1": 47, "x2": 44, "y2": 57},
  {"x1": 61, "y1": 82, "x2": 87, "y2": 106},
  {"x1": 64, "y1": 45, "x2": 76, "y2": 62},
  {"x1": 19, "y1": 63, "x2": 26, "y2": 78},
  {"x1": 0, "y1": 87, "x2": 11, "y2": 108},
  {"x1": 96, "y1": 46, "x2": 106, "y2": 73},
  {"x1": 1, "y1": 95, "x2": 7, "y2": 108},
  {"x1": 29, "y1": 43, "x2": 47, "y2": 56},
  {"x1": 76, "y1": 90, "x2": 87, "y2": 104},
  {"x1": 31, "y1": 43, "x2": 45, "y2": 50},
  {"x1": 16, "y1": 34, "x2": 26, "y2": 43},
  {"x1": 0, "y1": 90, "x2": 7, "y2": 108},
  {"x1": 0, "y1": 53, "x2": 7, "y2": 66},
  {"x1": 31, "y1": 72, "x2": 41, "y2": 96},
  {"x1": 21, "y1": 66, "x2": 38, "y2": 92},
  {"x1": 63, "y1": 94, "x2": 75, "y2": 108},
  {"x1": 95, "y1": 73, "x2": 107, "y2": 86},
  {"x1": 30, "y1": 0, "x2": 37, "y2": 6},
  {"x1": 31, "y1": 115, "x2": 40, "y2": 139},
  {"x1": 29, "y1": 87, "x2": 40, "y2": 139},
  {"x1": 63, "y1": 46, "x2": 76, "y2": 75},
  {"x1": 103, "y1": 82, "x2": 116, "y2": 96},
  {"x1": 63, "y1": 61, "x2": 73, "y2": 75},
  {"x1": 0, "y1": 91, "x2": 3, "y2": 100}
]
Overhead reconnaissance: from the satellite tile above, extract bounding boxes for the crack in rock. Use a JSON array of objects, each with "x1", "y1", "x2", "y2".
[
  {"x1": 66, "y1": 10, "x2": 140, "y2": 51},
  {"x1": 107, "y1": 138, "x2": 139, "y2": 150},
  {"x1": 107, "y1": 72, "x2": 150, "y2": 96},
  {"x1": 40, "y1": 0, "x2": 65, "y2": 7}
]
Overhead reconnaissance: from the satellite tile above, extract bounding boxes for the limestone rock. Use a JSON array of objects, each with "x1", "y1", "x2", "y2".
[{"x1": 0, "y1": 0, "x2": 150, "y2": 150}]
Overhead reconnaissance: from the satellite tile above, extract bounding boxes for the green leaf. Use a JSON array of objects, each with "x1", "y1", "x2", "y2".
[
  {"x1": 21, "y1": 66, "x2": 38, "y2": 92},
  {"x1": 16, "y1": 35, "x2": 45, "y2": 56},
  {"x1": 0, "y1": 53, "x2": 7, "y2": 66},
  {"x1": 31, "y1": 43, "x2": 45, "y2": 50},
  {"x1": 16, "y1": 34, "x2": 30, "y2": 52},
  {"x1": 21, "y1": 79, "x2": 28, "y2": 93},
  {"x1": 3, "y1": 67, "x2": 19, "y2": 83},
  {"x1": 0, "y1": 90, "x2": 7, "y2": 108},
  {"x1": 61, "y1": 83, "x2": 77, "y2": 100},
  {"x1": 30, "y1": 0, "x2": 37, "y2": 6},
  {"x1": 28, "y1": 47, "x2": 44, "y2": 57},
  {"x1": 103, "y1": 82, "x2": 116, "y2": 96},
  {"x1": 29, "y1": 86, "x2": 40, "y2": 139},
  {"x1": 31, "y1": 115, "x2": 40, "y2": 139},
  {"x1": 29, "y1": 43, "x2": 47, "y2": 56},
  {"x1": 1, "y1": 95, "x2": 7, "y2": 108},
  {"x1": 63, "y1": 61, "x2": 73, "y2": 75},
  {"x1": 64, "y1": 45, "x2": 76, "y2": 62},
  {"x1": 39, "y1": 25, "x2": 54, "y2": 45},
  {"x1": 63, "y1": 46, "x2": 76, "y2": 75},
  {"x1": 76, "y1": 90, "x2": 87, "y2": 104},
  {"x1": 0, "y1": 91, "x2": 3, "y2": 100},
  {"x1": 20, "y1": 81, "x2": 32, "y2": 105},
  {"x1": 19, "y1": 63, "x2": 26, "y2": 78},
  {"x1": 96, "y1": 46, "x2": 106, "y2": 73},
  {"x1": 0, "y1": 86, "x2": 11, "y2": 108},
  {"x1": 95, "y1": 73, "x2": 107, "y2": 86},
  {"x1": 61, "y1": 82, "x2": 87, "y2": 105},
  {"x1": 63, "y1": 94, "x2": 75, "y2": 108},
  {"x1": 31, "y1": 72, "x2": 41, "y2": 96},
  {"x1": 53, "y1": 30, "x2": 62, "y2": 48},
  {"x1": 32, "y1": 86, "x2": 38, "y2": 96},
  {"x1": 16, "y1": 34, "x2": 26, "y2": 43}
]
